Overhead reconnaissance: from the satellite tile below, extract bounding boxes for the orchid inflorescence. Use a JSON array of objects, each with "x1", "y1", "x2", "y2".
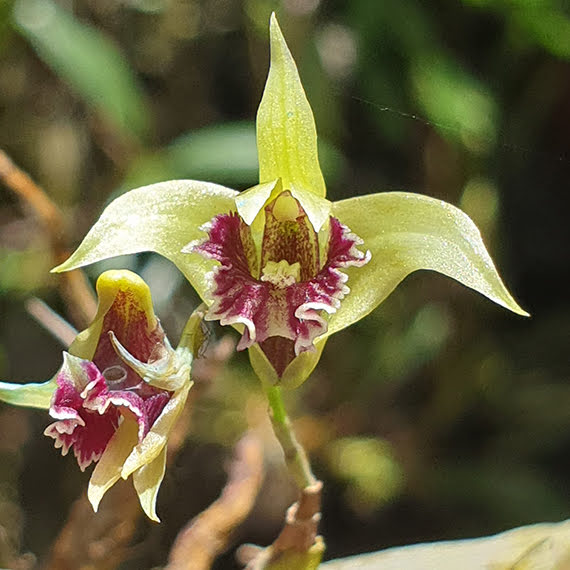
[{"x1": 0, "y1": 14, "x2": 525, "y2": 528}]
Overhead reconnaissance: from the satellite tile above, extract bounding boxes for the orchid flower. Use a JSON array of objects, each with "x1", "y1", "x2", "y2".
[
  {"x1": 0, "y1": 270, "x2": 196, "y2": 521},
  {"x1": 52, "y1": 15, "x2": 527, "y2": 389}
]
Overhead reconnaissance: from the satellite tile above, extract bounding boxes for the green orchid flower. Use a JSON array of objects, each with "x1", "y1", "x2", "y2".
[
  {"x1": 0, "y1": 270, "x2": 197, "y2": 521},
  {"x1": 52, "y1": 14, "x2": 527, "y2": 389}
]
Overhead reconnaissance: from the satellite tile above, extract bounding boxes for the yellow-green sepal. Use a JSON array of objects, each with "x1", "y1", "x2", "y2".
[
  {"x1": 132, "y1": 445, "x2": 167, "y2": 523},
  {"x1": 257, "y1": 14, "x2": 326, "y2": 198},
  {"x1": 52, "y1": 180, "x2": 238, "y2": 303},
  {"x1": 177, "y1": 303, "x2": 209, "y2": 356},
  {"x1": 121, "y1": 380, "x2": 192, "y2": 479},
  {"x1": 329, "y1": 192, "x2": 528, "y2": 336},
  {"x1": 70, "y1": 269, "x2": 158, "y2": 361},
  {"x1": 0, "y1": 377, "x2": 57, "y2": 409},
  {"x1": 248, "y1": 337, "x2": 327, "y2": 390}
]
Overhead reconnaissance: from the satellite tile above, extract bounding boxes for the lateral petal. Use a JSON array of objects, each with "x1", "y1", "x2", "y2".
[
  {"x1": 52, "y1": 180, "x2": 238, "y2": 303},
  {"x1": 330, "y1": 192, "x2": 528, "y2": 336},
  {"x1": 0, "y1": 377, "x2": 57, "y2": 409}
]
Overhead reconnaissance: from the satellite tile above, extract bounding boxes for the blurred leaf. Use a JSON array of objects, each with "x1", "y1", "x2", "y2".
[
  {"x1": 325, "y1": 437, "x2": 404, "y2": 511},
  {"x1": 349, "y1": 0, "x2": 434, "y2": 143},
  {"x1": 167, "y1": 122, "x2": 259, "y2": 187},
  {"x1": 322, "y1": 519, "x2": 570, "y2": 569},
  {"x1": 376, "y1": 303, "x2": 451, "y2": 379},
  {"x1": 460, "y1": 178, "x2": 500, "y2": 236},
  {"x1": 0, "y1": 247, "x2": 53, "y2": 293},
  {"x1": 0, "y1": 2, "x2": 14, "y2": 53},
  {"x1": 244, "y1": 0, "x2": 280, "y2": 34},
  {"x1": 351, "y1": 0, "x2": 433, "y2": 55},
  {"x1": 432, "y1": 462, "x2": 568, "y2": 525},
  {"x1": 13, "y1": 0, "x2": 150, "y2": 139},
  {"x1": 461, "y1": 0, "x2": 570, "y2": 59},
  {"x1": 124, "y1": 122, "x2": 344, "y2": 190},
  {"x1": 411, "y1": 54, "x2": 497, "y2": 152},
  {"x1": 514, "y1": 6, "x2": 570, "y2": 59}
]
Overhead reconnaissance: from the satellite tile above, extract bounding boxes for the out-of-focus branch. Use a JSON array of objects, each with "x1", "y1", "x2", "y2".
[
  {"x1": 42, "y1": 480, "x2": 141, "y2": 570},
  {"x1": 0, "y1": 149, "x2": 96, "y2": 329},
  {"x1": 236, "y1": 387, "x2": 324, "y2": 569},
  {"x1": 25, "y1": 298, "x2": 78, "y2": 347},
  {"x1": 165, "y1": 433, "x2": 264, "y2": 570},
  {"x1": 237, "y1": 482, "x2": 324, "y2": 570}
]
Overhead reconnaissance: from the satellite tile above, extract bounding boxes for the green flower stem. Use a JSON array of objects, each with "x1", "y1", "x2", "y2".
[
  {"x1": 177, "y1": 303, "x2": 208, "y2": 355},
  {"x1": 266, "y1": 385, "x2": 316, "y2": 490}
]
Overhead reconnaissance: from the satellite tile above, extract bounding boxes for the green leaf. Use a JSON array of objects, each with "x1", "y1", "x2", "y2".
[
  {"x1": 0, "y1": 377, "x2": 56, "y2": 409},
  {"x1": 0, "y1": 247, "x2": 52, "y2": 293},
  {"x1": 329, "y1": 192, "x2": 528, "y2": 336},
  {"x1": 14, "y1": 0, "x2": 149, "y2": 139},
  {"x1": 52, "y1": 180, "x2": 238, "y2": 303},
  {"x1": 257, "y1": 14, "x2": 326, "y2": 197}
]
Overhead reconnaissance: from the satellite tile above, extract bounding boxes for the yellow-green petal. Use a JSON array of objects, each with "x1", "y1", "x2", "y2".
[
  {"x1": 132, "y1": 445, "x2": 167, "y2": 523},
  {"x1": 257, "y1": 14, "x2": 326, "y2": 198},
  {"x1": 0, "y1": 377, "x2": 57, "y2": 409},
  {"x1": 290, "y1": 188, "x2": 331, "y2": 235},
  {"x1": 87, "y1": 417, "x2": 139, "y2": 512},
  {"x1": 121, "y1": 382, "x2": 192, "y2": 479},
  {"x1": 235, "y1": 180, "x2": 280, "y2": 225},
  {"x1": 330, "y1": 192, "x2": 528, "y2": 336},
  {"x1": 52, "y1": 180, "x2": 238, "y2": 303}
]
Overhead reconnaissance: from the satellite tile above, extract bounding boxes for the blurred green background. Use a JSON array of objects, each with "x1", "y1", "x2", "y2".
[{"x1": 0, "y1": 0, "x2": 569, "y2": 568}]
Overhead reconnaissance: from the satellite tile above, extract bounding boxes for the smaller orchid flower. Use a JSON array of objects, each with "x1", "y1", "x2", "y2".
[
  {"x1": 51, "y1": 15, "x2": 527, "y2": 390},
  {"x1": 0, "y1": 270, "x2": 196, "y2": 521}
]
